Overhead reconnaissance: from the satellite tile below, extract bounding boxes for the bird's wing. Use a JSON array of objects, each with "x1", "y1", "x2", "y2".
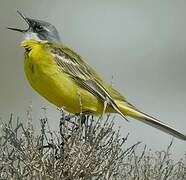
[{"x1": 48, "y1": 42, "x2": 128, "y2": 119}]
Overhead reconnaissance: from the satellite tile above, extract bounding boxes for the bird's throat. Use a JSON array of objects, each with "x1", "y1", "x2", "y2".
[{"x1": 23, "y1": 32, "x2": 41, "y2": 41}]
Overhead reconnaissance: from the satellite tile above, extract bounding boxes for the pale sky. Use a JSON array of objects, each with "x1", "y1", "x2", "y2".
[{"x1": 0, "y1": 0, "x2": 186, "y2": 159}]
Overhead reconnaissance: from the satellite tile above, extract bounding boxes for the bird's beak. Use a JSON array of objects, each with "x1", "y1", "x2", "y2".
[{"x1": 7, "y1": 10, "x2": 30, "y2": 33}]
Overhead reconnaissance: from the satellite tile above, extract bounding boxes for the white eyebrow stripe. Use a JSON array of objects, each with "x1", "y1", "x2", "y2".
[{"x1": 43, "y1": 26, "x2": 50, "y2": 32}]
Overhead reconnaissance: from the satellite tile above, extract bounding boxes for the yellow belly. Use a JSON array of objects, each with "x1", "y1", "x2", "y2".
[{"x1": 24, "y1": 45, "x2": 104, "y2": 114}]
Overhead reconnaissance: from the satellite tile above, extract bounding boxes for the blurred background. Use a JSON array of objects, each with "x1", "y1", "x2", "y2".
[{"x1": 0, "y1": 0, "x2": 186, "y2": 159}]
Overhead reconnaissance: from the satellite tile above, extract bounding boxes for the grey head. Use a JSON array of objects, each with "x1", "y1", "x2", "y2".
[{"x1": 8, "y1": 11, "x2": 61, "y2": 43}]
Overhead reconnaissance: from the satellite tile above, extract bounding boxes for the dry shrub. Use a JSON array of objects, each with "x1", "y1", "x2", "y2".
[{"x1": 0, "y1": 110, "x2": 185, "y2": 179}]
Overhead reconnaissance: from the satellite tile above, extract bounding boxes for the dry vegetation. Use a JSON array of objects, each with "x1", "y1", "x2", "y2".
[{"x1": 0, "y1": 109, "x2": 185, "y2": 179}]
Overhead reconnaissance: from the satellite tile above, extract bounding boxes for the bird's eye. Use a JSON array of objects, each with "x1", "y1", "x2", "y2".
[{"x1": 35, "y1": 25, "x2": 43, "y2": 32}]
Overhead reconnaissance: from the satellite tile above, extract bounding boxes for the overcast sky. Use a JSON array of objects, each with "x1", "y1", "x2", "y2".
[{"x1": 0, "y1": 0, "x2": 186, "y2": 159}]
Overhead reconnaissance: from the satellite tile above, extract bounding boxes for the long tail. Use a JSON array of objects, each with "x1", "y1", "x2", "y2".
[{"x1": 116, "y1": 101, "x2": 186, "y2": 141}]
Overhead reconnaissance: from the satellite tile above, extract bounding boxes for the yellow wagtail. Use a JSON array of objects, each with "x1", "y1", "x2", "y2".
[{"x1": 8, "y1": 11, "x2": 186, "y2": 140}]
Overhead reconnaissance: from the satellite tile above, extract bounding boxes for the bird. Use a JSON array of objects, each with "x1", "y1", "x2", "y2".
[{"x1": 8, "y1": 11, "x2": 186, "y2": 141}]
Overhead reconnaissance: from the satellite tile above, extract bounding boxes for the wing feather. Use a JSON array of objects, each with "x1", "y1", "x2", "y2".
[{"x1": 48, "y1": 43, "x2": 128, "y2": 120}]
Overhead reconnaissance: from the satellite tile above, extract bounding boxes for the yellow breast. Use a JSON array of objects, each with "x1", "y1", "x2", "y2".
[{"x1": 22, "y1": 40, "x2": 103, "y2": 114}]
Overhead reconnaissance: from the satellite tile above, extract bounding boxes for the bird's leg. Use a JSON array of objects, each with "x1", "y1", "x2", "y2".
[
  {"x1": 79, "y1": 113, "x2": 87, "y2": 125},
  {"x1": 64, "y1": 113, "x2": 76, "y2": 121},
  {"x1": 78, "y1": 111, "x2": 91, "y2": 125},
  {"x1": 57, "y1": 108, "x2": 75, "y2": 122}
]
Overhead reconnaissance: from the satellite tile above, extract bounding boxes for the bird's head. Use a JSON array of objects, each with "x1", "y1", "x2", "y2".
[{"x1": 8, "y1": 11, "x2": 61, "y2": 43}]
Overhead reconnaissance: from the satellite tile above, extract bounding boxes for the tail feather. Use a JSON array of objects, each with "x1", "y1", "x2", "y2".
[{"x1": 117, "y1": 101, "x2": 186, "y2": 141}]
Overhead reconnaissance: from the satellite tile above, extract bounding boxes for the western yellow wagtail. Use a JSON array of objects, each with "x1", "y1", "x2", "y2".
[{"x1": 8, "y1": 11, "x2": 186, "y2": 140}]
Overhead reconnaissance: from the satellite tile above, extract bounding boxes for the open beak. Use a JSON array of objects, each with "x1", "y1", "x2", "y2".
[{"x1": 7, "y1": 10, "x2": 30, "y2": 33}]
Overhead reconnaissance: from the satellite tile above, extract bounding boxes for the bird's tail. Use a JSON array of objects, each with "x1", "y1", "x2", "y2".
[{"x1": 116, "y1": 101, "x2": 186, "y2": 141}]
